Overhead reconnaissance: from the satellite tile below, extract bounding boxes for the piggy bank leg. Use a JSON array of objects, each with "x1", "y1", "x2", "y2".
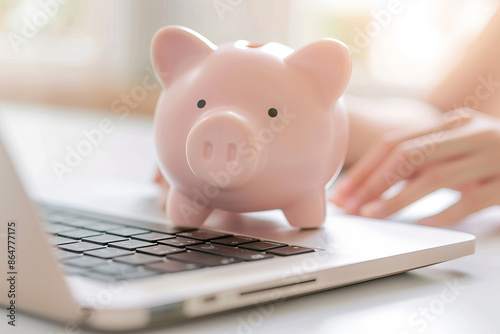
[
  {"x1": 282, "y1": 192, "x2": 326, "y2": 228},
  {"x1": 166, "y1": 189, "x2": 213, "y2": 227}
]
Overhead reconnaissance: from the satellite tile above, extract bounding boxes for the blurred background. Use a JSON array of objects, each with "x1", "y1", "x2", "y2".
[
  {"x1": 1, "y1": 0, "x2": 498, "y2": 113},
  {"x1": 0, "y1": 0, "x2": 499, "y2": 189}
]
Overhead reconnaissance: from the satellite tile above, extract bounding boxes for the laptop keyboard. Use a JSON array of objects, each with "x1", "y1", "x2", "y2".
[{"x1": 41, "y1": 207, "x2": 316, "y2": 282}]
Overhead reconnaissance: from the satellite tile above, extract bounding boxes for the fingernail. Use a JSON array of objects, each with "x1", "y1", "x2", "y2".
[
  {"x1": 345, "y1": 198, "x2": 361, "y2": 214},
  {"x1": 360, "y1": 200, "x2": 386, "y2": 218}
]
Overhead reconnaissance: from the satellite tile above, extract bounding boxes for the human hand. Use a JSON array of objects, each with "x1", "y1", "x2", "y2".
[{"x1": 331, "y1": 108, "x2": 500, "y2": 226}]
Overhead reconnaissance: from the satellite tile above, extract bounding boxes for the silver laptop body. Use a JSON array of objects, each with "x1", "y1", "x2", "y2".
[{"x1": 0, "y1": 137, "x2": 475, "y2": 331}]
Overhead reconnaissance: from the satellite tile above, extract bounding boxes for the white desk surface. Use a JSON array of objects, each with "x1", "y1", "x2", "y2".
[{"x1": 1, "y1": 102, "x2": 499, "y2": 334}]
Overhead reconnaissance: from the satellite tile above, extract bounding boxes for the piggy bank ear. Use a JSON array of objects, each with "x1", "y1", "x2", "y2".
[
  {"x1": 151, "y1": 26, "x2": 216, "y2": 86},
  {"x1": 285, "y1": 39, "x2": 351, "y2": 108}
]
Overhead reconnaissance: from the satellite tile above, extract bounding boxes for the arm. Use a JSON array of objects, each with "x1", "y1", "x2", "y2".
[
  {"x1": 346, "y1": 7, "x2": 500, "y2": 168},
  {"x1": 426, "y1": 8, "x2": 500, "y2": 116},
  {"x1": 332, "y1": 8, "x2": 500, "y2": 226}
]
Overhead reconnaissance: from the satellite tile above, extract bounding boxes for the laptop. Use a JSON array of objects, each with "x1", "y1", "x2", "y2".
[{"x1": 0, "y1": 135, "x2": 475, "y2": 331}]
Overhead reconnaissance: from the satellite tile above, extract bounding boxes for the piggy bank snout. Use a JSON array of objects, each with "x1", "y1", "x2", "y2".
[{"x1": 186, "y1": 112, "x2": 260, "y2": 190}]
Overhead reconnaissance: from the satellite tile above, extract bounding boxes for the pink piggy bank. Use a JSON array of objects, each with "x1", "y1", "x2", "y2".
[{"x1": 152, "y1": 26, "x2": 351, "y2": 228}]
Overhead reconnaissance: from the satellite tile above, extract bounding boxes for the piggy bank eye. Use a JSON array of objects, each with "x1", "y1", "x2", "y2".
[
  {"x1": 268, "y1": 108, "x2": 278, "y2": 118},
  {"x1": 197, "y1": 100, "x2": 206, "y2": 109}
]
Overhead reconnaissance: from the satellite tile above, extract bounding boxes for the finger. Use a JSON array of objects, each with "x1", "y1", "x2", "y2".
[
  {"x1": 346, "y1": 123, "x2": 491, "y2": 213},
  {"x1": 359, "y1": 164, "x2": 446, "y2": 219},
  {"x1": 418, "y1": 177, "x2": 500, "y2": 227},
  {"x1": 452, "y1": 176, "x2": 497, "y2": 193},
  {"x1": 154, "y1": 169, "x2": 169, "y2": 189},
  {"x1": 332, "y1": 128, "x2": 443, "y2": 205},
  {"x1": 153, "y1": 169, "x2": 169, "y2": 209},
  {"x1": 359, "y1": 152, "x2": 499, "y2": 218},
  {"x1": 334, "y1": 112, "x2": 472, "y2": 203},
  {"x1": 153, "y1": 168, "x2": 163, "y2": 184},
  {"x1": 331, "y1": 138, "x2": 394, "y2": 205},
  {"x1": 452, "y1": 180, "x2": 481, "y2": 193}
]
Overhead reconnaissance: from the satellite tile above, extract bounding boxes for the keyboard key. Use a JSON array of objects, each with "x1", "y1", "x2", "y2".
[
  {"x1": 116, "y1": 268, "x2": 159, "y2": 280},
  {"x1": 57, "y1": 229, "x2": 102, "y2": 239},
  {"x1": 92, "y1": 263, "x2": 158, "y2": 280},
  {"x1": 151, "y1": 225, "x2": 197, "y2": 234},
  {"x1": 176, "y1": 230, "x2": 232, "y2": 241},
  {"x1": 239, "y1": 241, "x2": 288, "y2": 251},
  {"x1": 168, "y1": 251, "x2": 239, "y2": 267},
  {"x1": 137, "y1": 245, "x2": 185, "y2": 256},
  {"x1": 132, "y1": 232, "x2": 175, "y2": 242},
  {"x1": 92, "y1": 262, "x2": 136, "y2": 275},
  {"x1": 187, "y1": 243, "x2": 273, "y2": 261},
  {"x1": 63, "y1": 265, "x2": 89, "y2": 276},
  {"x1": 212, "y1": 236, "x2": 259, "y2": 246},
  {"x1": 83, "y1": 234, "x2": 128, "y2": 245},
  {"x1": 49, "y1": 236, "x2": 78, "y2": 246},
  {"x1": 44, "y1": 223, "x2": 76, "y2": 234},
  {"x1": 53, "y1": 248, "x2": 81, "y2": 260},
  {"x1": 44, "y1": 213, "x2": 75, "y2": 223},
  {"x1": 158, "y1": 237, "x2": 204, "y2": 247},
  {"x1": 107, "y1": 227, "x2": 150, "y2": 237},
  {"x1": 109, "y1": 240, "x2": 156, "y2": 250},
  {"x1": 64, "y1": 255, "x2": 109, "y2": 268},
  {"x1": 266, "y1": 246, "x2": 315, "y2": 256},
  {"x1": 83, "y1": 221, "x2": 121, "y2": 232},
  {"x1": 57, "y1": 217, "x2": 96, "y2": 228},
  {"x1": 59, "y1": 241, "x2": 105, "y2": 253},
  {"x1": 146, "y1": 260, "x2": 202, "y2": 273},
  {"x1": 43, "y1": 211, "x2": 64, "y2": 218},
  {"x1": 85, "y1": 272, "x2": 116, "y2": 282},
  {"x1": 114, "y1": 254, "x2": 163, "y2": 265},
  {"x1": 85, "y1": 247, "x2": 133, "y2": 259}
]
